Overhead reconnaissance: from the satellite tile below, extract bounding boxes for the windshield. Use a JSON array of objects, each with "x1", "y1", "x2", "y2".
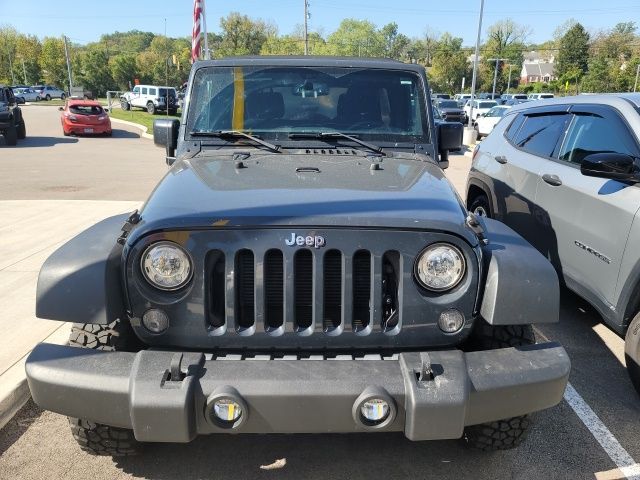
[
  {"x1": 438, "y1": 100, "x2": 459, "y2": 109},
  {"x1": 187, "y1": 66, "x2": 429, "y2": 144},
  {"x1": 478, "y1": 101, "x2": 497, "y2": 109},
  {"x1": 486, "y1": 107, "x2": 507, "y2": 117}
]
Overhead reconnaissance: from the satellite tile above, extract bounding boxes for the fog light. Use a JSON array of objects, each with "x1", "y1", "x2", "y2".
[
  {"x1": 360, "y1": 399, "x2": 390, "y2": 424},
  {"x1": 213, "y1": 399, "x2": 243, "y2": 422},
  {"x1": 142, "y1": 309, "x2": 169, "y2": 333},
  {"x1": 438, "y1": 309, "x2": 464, "y2": 333}
]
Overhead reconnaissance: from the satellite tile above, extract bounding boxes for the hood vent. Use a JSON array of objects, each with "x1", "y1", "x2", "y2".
[{"x1": 305, "y1": 148, "x2": 358, "y2": 155}]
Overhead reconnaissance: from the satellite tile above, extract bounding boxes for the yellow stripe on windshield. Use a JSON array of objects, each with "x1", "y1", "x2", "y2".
[{"x1": 232, "y1": 67, "x2": 244, "y2": 131}]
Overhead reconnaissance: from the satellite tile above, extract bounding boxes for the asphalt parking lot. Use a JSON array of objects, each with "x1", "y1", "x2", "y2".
[{"x1": 1, "y1": 105, "x2": 640, "y2": 480}]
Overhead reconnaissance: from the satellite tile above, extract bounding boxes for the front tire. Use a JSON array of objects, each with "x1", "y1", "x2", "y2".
[
  {"x1": 17, "y1": 120, "x2": 26, "y2": 140},
  {"x1": 463, "y1": 324, "x2": 536, "y2": 451},
  {"x1": 4, "y1": 122, "x2": 18, "y2": 146},
  {"x1": 469, "y1": 193, "x2": 491, "y2": 218},
  {"x1": 45, "y1": 94, "x2": 51, "y2": 101},
  {"x1": 146, "y1": 102, "x2": 156, "y2": 114},
  {"x1": 625, "y1": 312, "x2": 640, "y2": 396},
  {"x1": 67, "y1": 321, "x2": 143, "y2": 455},
  {"x1": 120, "y1": 100, "x2": 130, "y2": 111}
]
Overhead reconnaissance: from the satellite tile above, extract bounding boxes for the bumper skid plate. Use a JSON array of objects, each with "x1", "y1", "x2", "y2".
[{"x1": 26, "y1": 342, "x2": 570, "y2": 443}]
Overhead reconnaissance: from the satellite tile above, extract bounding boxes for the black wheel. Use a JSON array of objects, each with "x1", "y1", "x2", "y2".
[
  {"x1": 69, "y1": 418, "x2": 138, "y2": 457},
  {"x1": 120, "y1": 100, "x2": 130, "y2": 111},
  {"x1": 61, "y1": 93, "x2": 66, "y2": 100},
  {"x1": 67, "y1": 320, "x2": 143, "y2": 455},
  {"x1": 45, "y1": 94, "x2": 51, "y2": 101},
  {"x1": 3, "y1": 122, "x2": 17, "y2": 146},
  {"x1": 17, "y1": 120, "x2": 26, "y2": 140},
  {"x1": 469, "y1": 194, "x2": 491, "y2": 218},
  {"x1": 625, "y1": 313, "x2": 640, "y2": 396},
  {"x1": 36, "y1": 96, "x2": 41, "y2": 102},
  {"x1": 147, "y1": 102, "x2": 156, "y2": 114},
  {"x1": 462, "y1": 323, "x2": 536, "y2": 451},
  {"x1": 474, "y1": 124, "x2": 481, "y2": 141}
]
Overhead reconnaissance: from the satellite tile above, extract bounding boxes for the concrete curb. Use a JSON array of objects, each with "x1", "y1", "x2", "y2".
[
  {"x1": 0, "y1": 323, "x2": 71, "y2": 430},
  {"x1": 108, "y1": 117, "x2": 154, "y2": 140}
]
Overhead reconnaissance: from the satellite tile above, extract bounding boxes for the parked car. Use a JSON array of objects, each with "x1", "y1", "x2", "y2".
[
  {"x1": 504, "y1": 98, "x2": 531, "y2": 106},
  {"x1": 527, "y1": 93, "x2": 555, "y2": 100},
  {"x1": 466, "y1": 93, "x2": 640, "y2": 393},
  {"x1": 26, "y1": 57, "x2": 568, "y2": 457},
  {"x1": 432, "y1": 93, "x2": 451, "y2": 99},
  {"x1": 120, "y1": 85, "x2": 178, "y2": 114},
  {"x1": 454, "y1": 93, "x2": 472, "y2": 107},
  {"x1": 436, "y1": 99, "x2": 466, "y2": 123},
  {"x1": 499, "y1": 94, "x2": 527, "y2": 105},
  {"x1": 464, "y1": 99, "x2": 498, "y2": 124},
  {"x1": 33, "y1": 85, "x2": 66, "y2": 101},
  {"x1": 59, "y1": 99, "x2": 112, "y2": 136},
  {"x1": 12, "y1": 87, "x2": 41, "y2": 103},
  {"x1": 474, "y1": 105, "x2": 511, "y2": 139},
  {"x1": 0, "y1": 85, "x2": 26, "y2": 145},
  {"x1": 478, "y1": 93, "x2": 501, "y2": 100}
]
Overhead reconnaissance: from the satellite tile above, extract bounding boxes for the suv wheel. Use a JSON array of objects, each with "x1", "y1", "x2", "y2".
[
  {"x1": 35, "y1": 96, "x2": 41, "y2": 102},
  {"x1": 469, "y1": 194, "x2": 491, "y2": 218},
  {"x1": 3, "y1": 120, "x2": 18, "y2": 146},
  {"x1": 45, "y1": 94, "x2": 51, "y2": 101},
  {"x1": 462, "y1": 323, "x2": 536, "y2": 451},
  {"x1": 61, "y1": 93, "x2": 66, "y2": 100},
  {"x1": 625, "y1": 312, "x2": 640, "y2": 396},
  {"x1": 147, "y1": 102, "x2": 156, "y2": 114},
  {"x1": 67, "y1": 320, "x2": 143, "y2": 455},
  {"x1": 120, "y1": 100, "x2": 130, "y2": 111},
  {"x1": 17, "y1": 120, "x2": 26, "y2": 140}
]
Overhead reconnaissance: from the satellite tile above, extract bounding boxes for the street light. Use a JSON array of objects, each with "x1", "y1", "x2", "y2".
[{"x1": 465, "y1": 0, "x2": 484, "y2": 140}]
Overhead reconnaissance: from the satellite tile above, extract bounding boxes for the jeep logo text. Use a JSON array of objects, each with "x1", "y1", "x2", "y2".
[{"x1": 285, "y1": 233, "x2": 326, "y2": 249}]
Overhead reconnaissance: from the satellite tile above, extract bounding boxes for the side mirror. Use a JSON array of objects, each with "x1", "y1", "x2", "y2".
[
  {"x1": 103, "y1": 107, "x2": 109, "y2": 112},
  {"x1": 581, "y1": 153, "x2": 639, "y2": 183},
  {"x1": 58, "y1": 106, "x2": 64, "y2": 111},
  {"x1": 153, "y1": 118, "x2": 180, "y2": 165},
  {"x1": 436, "y1": 121, "x2": 463, "y2": 169}
]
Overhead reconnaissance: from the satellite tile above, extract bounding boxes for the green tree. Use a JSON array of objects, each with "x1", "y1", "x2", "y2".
[
  {"x1": 379, "y1": 23, "x2": 410, "y2": 59},
  {"x1": 109, "y1": 54, "x2": 138, "y2": 90},
  {"x1": 556, "y1": 23, "x2": 590, "y2": 82},
  {"x1": 480, "y1": 19, "x2": 529, "y2": 93},
  {"x1": 430, "y1": 33, "x2": 468, "y2": 93},
  {"x1": 322, "y1": 19, "x2": 384, "y2": 57},
  {"x1": 79, "y1": 47, "x2": 114, "y2": 96},
  {"x1": 39, "y1": 37, "x2": 68, "y2": 89},
  {"x1": 217, "y1": 12, "x2": 274, "y2": 56},
  {"x1": 15, "y1": 34, "x2": 42, "y2": 84}
]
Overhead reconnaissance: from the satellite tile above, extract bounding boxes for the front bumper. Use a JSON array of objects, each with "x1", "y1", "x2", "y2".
[{"x1": 26, "y1": 342, "x2": 570, "y2": 443}]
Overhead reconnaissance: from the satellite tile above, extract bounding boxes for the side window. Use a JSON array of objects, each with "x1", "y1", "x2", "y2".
[
  {"x1": 141, "y1": 87, "x2": 148, "y2": 95},
  {"x1": 511, "y1": 113, "x2": 570, "y2": 158},
  {"x1": 504, "y1": 113, "x2": 526, "y2": 142},
  {"x1": 148, "y1": 88, "x2": 156, "y2": 96},
  {"x1": 558, "y1": 111, "x2": 640, "y2": 165},
  {"x1": 133, "y1": 87, "x2": 140, "y2": 94}
]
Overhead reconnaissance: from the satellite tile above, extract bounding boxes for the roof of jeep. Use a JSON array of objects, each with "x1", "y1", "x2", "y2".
[{"x1": 193, "y1": 56, "x2": 424, "y2": 72}]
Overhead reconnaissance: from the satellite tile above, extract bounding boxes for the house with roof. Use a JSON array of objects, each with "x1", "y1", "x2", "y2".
[{"x1": 520, "y1": 52, "x2": 557, "y2": 84}]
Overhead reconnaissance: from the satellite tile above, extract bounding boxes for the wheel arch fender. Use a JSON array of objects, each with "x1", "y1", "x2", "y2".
[
  {"x1": 466, "y1": 177, "x2": 497, "y2": 218},
  {"x1": 36, "y1": 214, "x2": 131, "y2": 324}
]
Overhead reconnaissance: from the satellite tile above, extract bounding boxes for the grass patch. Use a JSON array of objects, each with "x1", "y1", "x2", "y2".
[
  {"x1": 27, "y1": 98, "x2": 67, "y2": 106},
  {"x1": 108, "y1": 108, "x2": 179, "y2": 132}
]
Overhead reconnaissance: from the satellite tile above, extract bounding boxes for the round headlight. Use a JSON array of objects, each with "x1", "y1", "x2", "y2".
[
  {"x1": 415, "y1": 243, "x2": 465, "y2": 291},
  {"x1": 141, "y1": 241, "x2": 193, "y2": 290}
]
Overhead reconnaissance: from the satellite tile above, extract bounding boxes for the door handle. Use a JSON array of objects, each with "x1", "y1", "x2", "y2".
[
  {"x1": 542, "y1": 174, "x2": 563, "y2": 186},
  {"x1": 494, "y1": 155, "x2": 507, "y2": 164}
]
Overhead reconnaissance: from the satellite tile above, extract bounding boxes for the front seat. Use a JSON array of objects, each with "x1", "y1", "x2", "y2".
[
  {"x1": 336, "y1": 85, "x2": 382, "y2": 128},
  {"x1": 244, "y1": 91, "x2": 285, "y2": 127}
]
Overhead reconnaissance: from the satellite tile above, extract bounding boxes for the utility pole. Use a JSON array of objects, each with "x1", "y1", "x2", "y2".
[
  {"x1": 63, "y1": 35, "x2": 73, "y2": 94},
  {"x1": 506, "y1": 63, "x2": 515, "y2": 94},
  {"x1": 8, "y1": 55, "x2": 16, "y2": 85},
  {"x1": 634, "y1": 63, "x2": 640, "y2": 93},
  {"x1": 21, "y1": 58, "x2": 27, "y2": 85},
  {"x1": 304, "y1": 0, "x2": 309, "y2": 55},
  {"x1": 468, "y1": 0, "x2": 484, "y2": 128},
  {"x1": 488, "y1": 57, "x2": 509, "y2": 99}
]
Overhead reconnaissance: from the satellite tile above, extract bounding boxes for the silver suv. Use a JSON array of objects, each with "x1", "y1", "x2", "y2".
[{"x1": 466, "y1": 93, "x2": 640, "y2": 393}]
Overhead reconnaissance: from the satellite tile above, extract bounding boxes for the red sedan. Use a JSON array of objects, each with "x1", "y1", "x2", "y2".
[{"x1": 60, "y1": 100, "x2": 112, "y2": 136}]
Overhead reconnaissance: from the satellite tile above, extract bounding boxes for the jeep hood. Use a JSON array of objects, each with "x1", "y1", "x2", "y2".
[{"x1": 130, "y1": 151, "x2": 476, "y2": 245}]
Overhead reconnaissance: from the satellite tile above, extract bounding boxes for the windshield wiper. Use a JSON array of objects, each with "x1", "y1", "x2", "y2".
[
  {"x1": 289, "y1": 131, "x2": 385, "y2": 156},
  {"x1": 190, "y1": 130, "x2": 281, "y2": 153}
]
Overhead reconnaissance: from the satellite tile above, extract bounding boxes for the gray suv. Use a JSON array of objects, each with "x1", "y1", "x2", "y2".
[{"x1": 466, "y1": 93, "x2": 640, "y2": 393}]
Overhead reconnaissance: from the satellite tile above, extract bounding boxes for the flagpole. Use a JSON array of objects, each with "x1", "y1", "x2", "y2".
[{"x1": 201, "y1": 0, "x2": 210, "y2": 60}]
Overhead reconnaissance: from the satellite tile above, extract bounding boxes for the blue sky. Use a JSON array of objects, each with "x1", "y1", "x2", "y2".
[{"x1": 1, "y1": 0, "x2": 638, "y2": 45}]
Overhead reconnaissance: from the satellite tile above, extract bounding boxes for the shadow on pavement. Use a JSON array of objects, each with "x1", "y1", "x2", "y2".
[
  {"x1": 0, "y1": 400, "x2": 43, "y2": 456},
  {"x1": 111, "y1": 129, "x2": 140, "y2": 139},
  {"x1": 0, "y1": 136, "x2": 79, "y2": 148}
]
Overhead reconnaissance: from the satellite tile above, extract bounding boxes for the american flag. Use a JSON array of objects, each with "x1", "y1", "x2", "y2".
[{"x1": 191, "y1": 0, "x2": 203, "y2": 63}]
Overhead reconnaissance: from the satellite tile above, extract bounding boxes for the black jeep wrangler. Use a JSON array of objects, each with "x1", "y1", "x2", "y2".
[
  {"x1": 26, "y1": 57, "x2": 570, "y2": 456},
  {"x1": 0, "y1": 85, "x2": 26, "y2": 146}
]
